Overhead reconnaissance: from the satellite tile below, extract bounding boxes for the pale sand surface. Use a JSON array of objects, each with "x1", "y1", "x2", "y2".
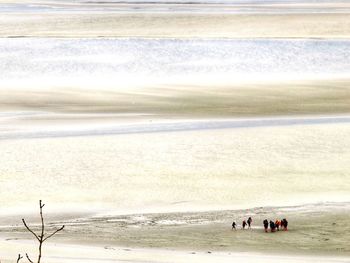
[
  {"x1": 1, "y1": 120, "x2": 349, "y2": 214},
  {"x1": 0, "y1": 242, "x2": 348, "y2": 263},
  {"x1": 1, "y1": 13, "x2": 350, "y2": 38},
  {"x1": 0, "y1": 204, "x2": 350, "y2": 262},
  {"x1": 1, "y1": 82, "x2": 350, "y2": 261},
  {"x1": 1, "y1": 80, "x2": 350, "y2": 116},
  {"x1": 1, "y1": 4, "x2": 350, "y2": 260}
]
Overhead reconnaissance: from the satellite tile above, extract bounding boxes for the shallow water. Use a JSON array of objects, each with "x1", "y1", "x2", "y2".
[
  {"x1": 0, "y1": 38, "x2": 350, "y2": 88},
  {"x1": 2, "y1": 115, "x2": 350, "y2": 140},
  {"x1": 1, "y1": 0, "x2": 350, "y2": 14}
]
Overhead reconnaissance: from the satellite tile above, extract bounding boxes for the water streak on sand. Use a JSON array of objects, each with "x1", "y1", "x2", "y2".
[
  {"x1": 1, "y1": 115, "x2": 350, "y2": 140},
  {"x1": 1, "y1": 0, "x2": 350, "y2": 14},
  {"x1": 1, "y1": 38, "x2": 350, "y2": 87}
]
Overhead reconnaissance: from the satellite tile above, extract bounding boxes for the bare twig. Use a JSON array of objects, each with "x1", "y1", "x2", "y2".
[
  {"x1": 43, "y1": 225, "x2": 65, "y2": 242},
  {"x1": 22, "y1": 200, "x2": 65, "y2": 263},
  {"x1": 21, "y1": 219, "x2": 40, "y2": 242},
  {"x1": 16, "y1": 254, "x2": 23, "y2": 263},
  {"x1": 25, "y1": 253, "x2": 33, "y2": 263},
  {"x1": 38, "y1": 200, "x2": 45, "y2": 263}
]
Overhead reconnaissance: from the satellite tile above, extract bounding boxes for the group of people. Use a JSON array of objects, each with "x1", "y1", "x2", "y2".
[
  {"x1": 231, "y1": 217, "x2": 288, "y2": 232},
  {"x1": 231, "y1": 217, "x2": 252, "y2": 230},
  {"x1": 263, "y1": 218, "x2": 288, "y2": 232}
]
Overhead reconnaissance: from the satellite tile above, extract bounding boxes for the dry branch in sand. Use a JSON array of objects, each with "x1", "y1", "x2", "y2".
[{"x1": 21, "y1": 200, "x2": 65, "y2": 263}]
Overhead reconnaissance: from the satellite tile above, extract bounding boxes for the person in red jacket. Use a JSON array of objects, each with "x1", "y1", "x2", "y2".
[
  {"x1": 275, "y1": 219, "x2": 281, "y2": 231},
  {"x1": 280, "y1": 219, "x2": 285, "y2": 230}
]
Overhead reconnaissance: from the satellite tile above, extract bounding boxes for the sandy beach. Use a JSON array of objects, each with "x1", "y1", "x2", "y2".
[
  {"x1": 1, "y1": 114, "x2": 350, "y2": 211},
  {"x1": 0, "y1": 242, "x2": 348, "y2": 263},
  {"x1": 1, "y1": 203, "x2": 350, "y2": 262},
  {"x1": 1, "y1": 13, "x2": 350, "y2": 39},
  {"x1": 1, "y1": 0, "x2": 350, "y2": 262},
  {"x1": 1, "y1": 79, "x2": 350, "y2": 116},
  {"x1": 1, "y1": 0, "x2": 350, "y2": 39},
  {"x1": 1, "y1": 87, "x2": 350, "y2": 261}
]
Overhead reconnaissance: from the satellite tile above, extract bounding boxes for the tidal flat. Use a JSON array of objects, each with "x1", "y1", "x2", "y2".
[
  {"x1": 0, "y1": 203, "x2": 350, "y2": 262},
  {"x1": 1, "y1": 1, "x2": 350, "y2": 262}
]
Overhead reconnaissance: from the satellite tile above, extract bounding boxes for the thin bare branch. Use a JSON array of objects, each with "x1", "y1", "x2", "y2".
[
  {"x1": 21, "y1": 200, "x2": 65, "y2": 263},
  {"x1": 43, "y1": 225, "x2": 65, "y2": 242},
  {"x1": 22, "y1": 219, "x2": 40, "y2": 242},
  {"x1": 25, "y1": 253, "x2": 34, "y2": 263},
  {"x1": 38, "y1": 200, "x2": 45, "y2": 263},
  {"x1": 16, "y1": 254, "x2": 23, "y2": 263}
]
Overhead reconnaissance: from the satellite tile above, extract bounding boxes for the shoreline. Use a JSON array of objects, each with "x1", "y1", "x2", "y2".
[
  {"x1": 1, "y1": 200, "x2": 349, "y2": 223},
  {"x1": 1, "y1": 202, "x2": 350, "y2": 262}
]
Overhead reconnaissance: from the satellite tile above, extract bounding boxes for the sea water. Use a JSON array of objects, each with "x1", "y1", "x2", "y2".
[
  {"x1": 0, "y1": 38, "x2": 350, "y2": 88},
  {"x1": 1, "y1": 0, "x2": 350, "y2": 14}
]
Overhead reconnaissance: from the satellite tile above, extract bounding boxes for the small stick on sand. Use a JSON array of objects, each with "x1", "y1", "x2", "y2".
[{"x1": 22, "y1": 200, "x2": 65, "y2": 263}]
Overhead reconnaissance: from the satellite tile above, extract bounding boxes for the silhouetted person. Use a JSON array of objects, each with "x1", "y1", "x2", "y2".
[
  {"x1": 270, "y1": 220, "x2": 276, "y2": 232},
  {"x1": 247, "y1": 217, "x2": 252, "y2": 229},
  {"x1": 283, "y1": 218, "x2": 288, "y2": 231},
  {"x1": 263, "y1": 219, "x2": 269, "y2": 232},
  {"x1": 275, "y1": 219, "x2": 280, "y2": 231},
  {"x1": 280, "y1": 218, "x2": 285, "y2": 229},
  {"x1": 232, "y1": 221, "x2": 236, "y2": 230},
  {"x1": 242, "y1": 220, "x2": 247, "y2": 229}
]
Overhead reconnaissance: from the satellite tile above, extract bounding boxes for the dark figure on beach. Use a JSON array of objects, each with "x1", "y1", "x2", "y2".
[
  {"x1": 270, "y1": 220, "x2": 276, "y2": 232},
  {"x1": 280, "y1": 219, "x2": 285, "y2": 229},
  {"x1": 247, "y1": 217, "x2": 252, "y2": 229},
  {"x1": 263, "y1": 219, "x2": 269, "y2": 232},
  {"x1": 283, "y1": 218, "x2": 288, "y2": 231},
  {"x1": 232, "y1": 221, "x2": 236, "y2": 230},
  {"x1": 275, "y1": 220, "x2": 280, "y2": 231},
  {"x1": 242, "y1": 220, "x2": 247, "y2": 229}
]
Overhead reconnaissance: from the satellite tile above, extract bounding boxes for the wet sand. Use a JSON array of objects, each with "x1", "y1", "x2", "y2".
[
  {"x1": 1, "y1": 13, "x2": 350, "y2": 38},
  {"x1": 0, "y1": 243, "x2": 348, "y2": 263},
  {"x1": 1, "y1": 1, "x2": 350, "y2": 262},
  {"x1": 0, "y1": 203, "x2": 349, "y2": 262},
  {"x1": 1, "y1": 80, "x2": 350, "y2": 116},
  {"x1": 1, "y1": 118, "x2": 350, "y2": 214},
  {"x1": 2, "y1": 0, "x2": 350, "y2": 39}
]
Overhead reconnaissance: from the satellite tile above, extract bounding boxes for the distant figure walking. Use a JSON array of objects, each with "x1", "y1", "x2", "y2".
[
  {"x1": 247, "y1": 217, "x2": 252, "y2": 229},
  {"x1": 282, "y1": 218, "x2": 288, "y2": 231},
  {"x1": 263, "y1": 219, "x2": 269, "y2": 232},
  {"x1": 232, "y1": 221, "x2": 236, "y2": 230},
  {"x1": 270, "y1": 220, "x2": 276, "y2": 232},
  {"x1": 242, "y1": 220, "x2": 247, "y2": 230},
  {"x1": 275, "y1": 219, "x2": 280, "y2": 231}
]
